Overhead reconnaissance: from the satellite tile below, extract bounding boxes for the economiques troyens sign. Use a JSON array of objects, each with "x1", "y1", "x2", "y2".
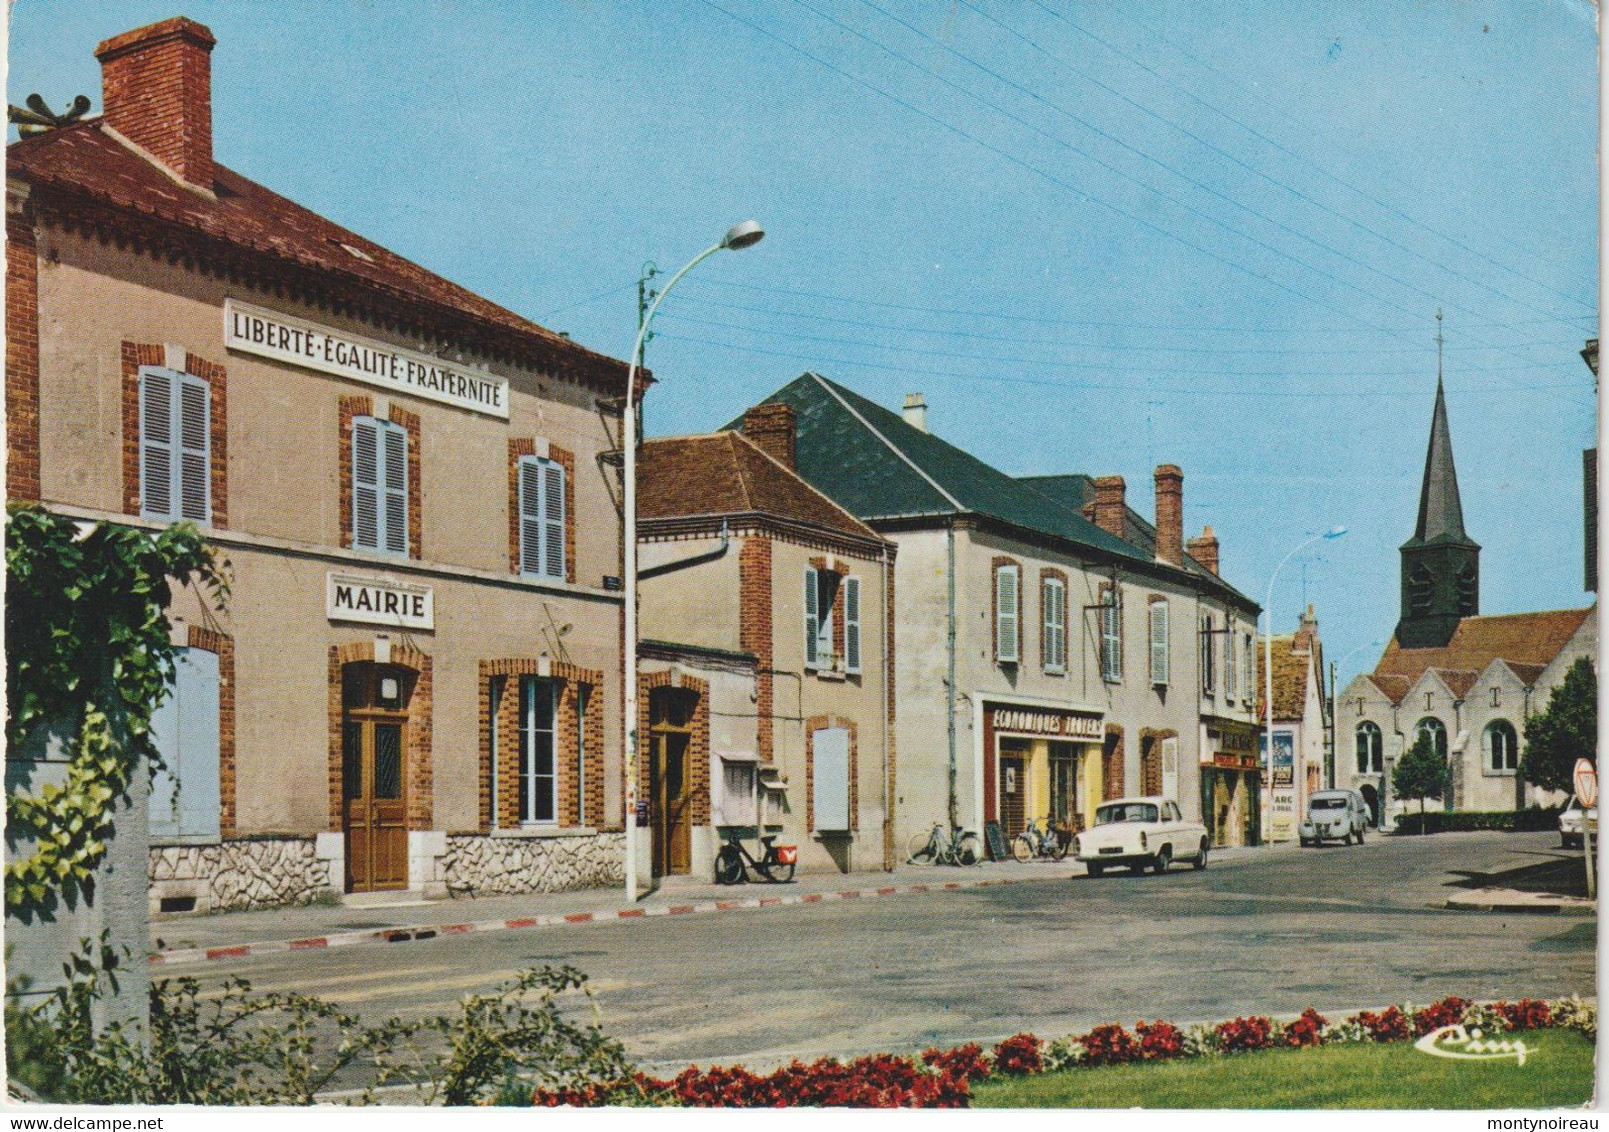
[
  {"x1": 990, "y1": 707, "x2": 1103, "y2": 741},
  {"x1": 326, "y1": 572, "x2": 434, "y2": 630},
  {"x1": 225, "y1": 299, "x2": 509, "y2": 418}
]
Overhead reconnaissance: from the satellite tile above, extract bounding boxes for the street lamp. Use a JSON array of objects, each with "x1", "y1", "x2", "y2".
[
  {"x1": 1262, "y1": 525, "x2": 1346, "y2": 842},
  {"x1": 623, "y1": 221, "x2": 764, "y2": 903}
]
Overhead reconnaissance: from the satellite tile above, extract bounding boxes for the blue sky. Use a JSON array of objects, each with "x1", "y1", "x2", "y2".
[{"x1": 9, "y1": 1, "x2": 1599, "y2": 687}]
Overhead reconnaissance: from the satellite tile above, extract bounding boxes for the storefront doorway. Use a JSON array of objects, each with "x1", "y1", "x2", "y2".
[
  {"x1": 998, "y1": 742, "x2": 1028, "y2": 836},
  {"x1": 649, "y1": 687, "x2": 695, "y2": 876},
  {"x1": 1048, "y1": 742, "x2": 1079, "y2": 832},
  {"x1": 342, "y1": 662, "x2": 412, "y2": 892}
]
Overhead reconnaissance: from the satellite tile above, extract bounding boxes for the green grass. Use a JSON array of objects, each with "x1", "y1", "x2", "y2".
[{"x1": 973, "y1": 1029, "x2": 1596, "y2": 1109}]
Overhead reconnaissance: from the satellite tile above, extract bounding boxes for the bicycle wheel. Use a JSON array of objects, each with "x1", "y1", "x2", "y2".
[
  {"x1": 1048, "y1": 834, "x2": 1069, "y2": 861},
  {"x1": 764, "y1": 859, "x2": 796, "y2": 883},
  {"x1": 714, "y1": 847, "x2": 745, "y2": 886},
  {"x1": 906, "y1": 830, "x2": 938, "y2": 865},
  {"x1": 1011, "y1": 834, "x2": 1033, "y2": 863},
  {"x1": 957, "y1": 833, "x2": 982, "y2": 866}
]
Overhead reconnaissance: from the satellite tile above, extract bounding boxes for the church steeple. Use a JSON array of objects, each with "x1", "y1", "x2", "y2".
[{"x1": 1396, "y1": 314, "x2": 1481, "y2": 649}]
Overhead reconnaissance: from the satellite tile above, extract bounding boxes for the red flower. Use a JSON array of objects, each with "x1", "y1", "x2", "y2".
[
  {"x1": 1134, "y1": 1019, "x2": 1185, "y2": 1060},
  {"x1": 992, "y1": 1033, "x2": 1043, "y2": 1076},
  {"x1": 1494, "y1": 999, "x2": 1552, "y2": 1031},
  {"x1": 1283, "y1": 1007, "x2": 1328, "y2": 1048},
  {"x1": 922, "y1": 1042, "x2": 991, "y2": 1082},
  {"x1": 1214, "y1": 1015, "x2": 1274, "y2": 1053},
  {"x1": 1412, "y1": 997, "x2": 1471, "y2": 1036},
  {"x1": 1081, "y1": 1023, "x2": 1141, "y2": 1067},
  {"x1": 1349, "y1": 1005, "x2": 1411, "y2": 1042}
]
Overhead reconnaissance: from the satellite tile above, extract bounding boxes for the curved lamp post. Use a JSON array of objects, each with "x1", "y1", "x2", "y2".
[
  {"x1": 624, "y1": 221, "x2": 764, "y2": 902},
  {"x1": 1261, "y1": 525, "x2": 1346, "y2": 841}
]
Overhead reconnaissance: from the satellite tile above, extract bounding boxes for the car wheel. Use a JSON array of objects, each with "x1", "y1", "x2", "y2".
[
  {"x1": 1356, "y1": 825, "x2": 1365, "y2": 845},
  {"x1": 1193, "y1": 839, "x2": 1208, "y2": 870},
  {"x1": 1086, "y1": 862, "x2": 1105, "y2": 878},
  {"x1": 1299, "y1": 837, "x2": 1311, "y2": 847},
  {"x1": 1152, "y1": 845, "x2": 1172, "y2": 874}
]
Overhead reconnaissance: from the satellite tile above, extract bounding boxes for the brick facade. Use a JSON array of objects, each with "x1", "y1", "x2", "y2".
[
  {"x1": 1102, "y1": 724, "x2": 1125, "y2": 801},
  {"x1": 337, "y1": 394, "x2": 369, "y2": 549},
  {"x1": 1137, "y1": 727, "x2": 1177, "y2": 798},
  {"x1": 804, "y1": 714, "x2": 858, "y2": 832},
  {"x1": 185, "y1": 625, "x2": 236, "y2": 837},
  {"x1": 326, "y1": 641, "x2": 434, "y2": 833},
  {"x1": 505, "y1": 438, "x2": 577, "y2": 581},
  {"x1": 389, "y1": 405, "x2": 423, "y2": 560},
  {"x1": 121, "y1": 341, "x2": 228, "y2": 526},
  {"x1": 5, "y1": 205, "x2": 40, "y2": 502},
  {"x1": 96, "y1": 17, "x2": 216, "y2": 189},
  {"x1": 739, "y1": 537, "x2": 774, "y2": 762},
  {"x1": 479, "y1": 659, "x2": 604, "y2": 830}
]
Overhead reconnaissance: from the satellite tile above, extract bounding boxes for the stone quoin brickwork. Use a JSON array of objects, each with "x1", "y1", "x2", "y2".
[
  {"x1": 148, "y1": 836, "x2": 331, "y2": 914},
  {"x1": 805, "y1": 715, "x2": 859, "y2": 832},
  {"x1": 739, "y1": 537, "x2": 775, "y2": 762},
  {"x1": 636, "y1": 670, "x2": 712, "y2": 827},
  {"x1": 440, "y1": 831, "x2": 624, "y2": 896},
  {"x1": 186, "y1": 624, "x2": 237, "y2": 837},
  {"x1": 479, "y1": 658, "x2": 604, "y2": 831},
  {"x1": 326, "y1": 641, "x2": 434, "y2": 832},
  {"x1": 504, "y1": 437, "x2": 577, "y2": 582},
  {"x1": 121, "y1": 341, "x2": 229, "y2": 526},
  {"x1": 5, "y1": 202, "x2": 40, "y2": 502}
]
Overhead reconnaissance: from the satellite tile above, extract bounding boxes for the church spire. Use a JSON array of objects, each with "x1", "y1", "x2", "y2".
[{"x1": 1411, "y1": 347, "x2": 1471, "y2": 545}]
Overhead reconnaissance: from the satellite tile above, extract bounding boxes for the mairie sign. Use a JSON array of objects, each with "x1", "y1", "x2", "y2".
[
  {"x1": 225, "y1": 298, "x2": 509, "y2": 418},
  {"x1": 327, "y1": 572, "x2": 434, "y2": 631}
]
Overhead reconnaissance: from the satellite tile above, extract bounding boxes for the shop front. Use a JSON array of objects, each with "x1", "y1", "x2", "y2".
[
  {"x1": 1201, "y1": 720, "x2": 1259, "y2": 848},
  {"x1": 981, "y1": 701, "x2": 1104, "y2": 842}
]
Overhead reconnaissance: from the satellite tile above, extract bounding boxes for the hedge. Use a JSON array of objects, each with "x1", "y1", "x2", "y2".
[{"x1": 1392, "y1": 807, "x2": 1563, "y2": 835}]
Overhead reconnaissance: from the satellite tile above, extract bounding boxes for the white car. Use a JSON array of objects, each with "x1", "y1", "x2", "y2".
[
  {"x1": 1073, "y1": 796, "x2": 1210, "y2": 876},
  {"x1": 1559, "y1": 799, "x2": 1597, "y2": 849},
  {"x1": 1299, "y1": 789, "x2": 1370, "y2": 846}
]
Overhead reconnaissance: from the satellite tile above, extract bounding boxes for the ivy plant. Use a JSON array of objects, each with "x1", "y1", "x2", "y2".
[{"x1": 5, "y1": 505, "x2": 228, "y2": 918}]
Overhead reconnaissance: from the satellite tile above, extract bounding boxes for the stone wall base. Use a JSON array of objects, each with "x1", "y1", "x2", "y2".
[
  {"x1": 442, "y1": 832, "x2": 625, "y2": 897},
  {"x1": 149, "y1": 837, "x2": 333, "y2": 914}
]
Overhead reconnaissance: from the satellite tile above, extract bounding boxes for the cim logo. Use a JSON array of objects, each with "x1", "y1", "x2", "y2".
[{"x1": 1413, "y1": 1023, "x2": 1530, "y2": 1066}]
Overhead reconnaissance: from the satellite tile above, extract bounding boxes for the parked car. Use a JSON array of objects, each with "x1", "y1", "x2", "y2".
[
  {"x1": 1559, "y1": 799, "x2": 1597, "y2": 849},
  {"x1": 1299, "y1": 789, "x2": 1369, "y2": 846},
  {"x1": 1073, "y1": 796, "x2": 1209, "y2": 876}
]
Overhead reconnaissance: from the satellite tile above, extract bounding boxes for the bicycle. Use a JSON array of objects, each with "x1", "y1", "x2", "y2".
[
  {"x1": 1011, "y1": 818, "x2": 1069, "y2": 862},
  {"x1": 714, "y1": 833, "x2": 798, "y2": 885},
  {"x1": 905, "y1": 823, "x2": 982, "y2": 866}
]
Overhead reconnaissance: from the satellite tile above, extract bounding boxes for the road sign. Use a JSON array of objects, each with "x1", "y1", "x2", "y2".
[{"x1": 1573, "y1": 758, "x2": 1597, "y2": 808}]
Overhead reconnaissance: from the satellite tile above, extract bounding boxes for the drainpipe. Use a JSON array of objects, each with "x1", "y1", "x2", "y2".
[
  {"x1": 946, "y1": 521, "x2": 959, "y2": 829},
  {"x1": 639, "y1": 521, "x2": 730, "y2": 581},
  {"x1": 882, "y1": 543, "x2": 894, "y2": 869}
]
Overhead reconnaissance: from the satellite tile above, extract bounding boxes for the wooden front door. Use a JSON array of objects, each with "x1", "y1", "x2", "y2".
[
  {"x1": 342, "y1": 663, "x2": 410, "y2": 892},
  {"x1": 650, "y1": 730, "x2": 691, "y2": 876},
  {"x1": 999, "y1": 754, "x2": 1027, "y2": 836}
]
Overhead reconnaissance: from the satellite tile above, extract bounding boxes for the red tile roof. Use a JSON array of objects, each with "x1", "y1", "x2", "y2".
[
  {"x1": 639, "y1": 432, "x2": 883, "y2": 543},
  {"x1": 1257, "y1": 635, "x2": 1316, "y2": 721},
  {"x1": 1374, "y1": 607, "x2": 1592, "y2": 692},
  {"x1": 8, "y1": 120, "x2": 629, "y2": 388}
]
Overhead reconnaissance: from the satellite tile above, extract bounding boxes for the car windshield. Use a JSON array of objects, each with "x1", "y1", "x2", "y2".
[
  {"x1": 1096, "y1": 802, "x2": 1158, "y2": 825},
  {"x1": 1310, "y1": 798, "x2": 1346, "y2": 811}
]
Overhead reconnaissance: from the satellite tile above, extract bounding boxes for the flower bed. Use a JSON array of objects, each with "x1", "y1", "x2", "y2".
[{"x1": 526, "y1": 995, "x2": 1594, "y2": 1109}]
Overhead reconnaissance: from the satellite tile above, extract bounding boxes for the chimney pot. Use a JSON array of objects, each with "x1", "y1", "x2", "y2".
[
  {"x1": 1153, "y1": 464, "x2": 1184, "y2": 567},
  {"x1": 1092, "y1": 475, "x2": 1126, "y2": 538},
  {"x1": 1186, "y1": 523, "x2": 1220, "y2": 576},
  {"x1": 902, "y1": 392, "x2": 928, "y2": 433},
  {"x1": 96, "y1": 17, "x2": 216, "y2": 189},
  {"x1": 742, "y1": 403, "x2": 797, "y2": 472}
]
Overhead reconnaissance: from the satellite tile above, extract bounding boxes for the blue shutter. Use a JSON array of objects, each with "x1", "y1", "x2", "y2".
[
  {"x1": 177, "y1": 376, "x2": 210, "y2": 523},
  {"x1": 382, "y1": 424, "x2": 408, "y2": 555},
  {"x1": 813, "y1": 726, "x2": 850, "y2": 831},
  {"x1": 147, "y1": 648, "x2": 220, "y2": 841},
  {"x1": 353, "y1": 418, "x2": 381, "y2": 550},
  {"x1": 844, "y1": 577, "x2": 861, "y2": 674},
  {"x1": 148, "y1": 667, "x2": 182, "y2": 838},
  {"x1": 541, "y1": 459, "x2": 565, "y2": 579},
  {"x1": 518, "y1": 457, "x2": 543, "y2": 575},
  {"x1": 139, "y1": 368, "x2": 176, "y2": 518}
]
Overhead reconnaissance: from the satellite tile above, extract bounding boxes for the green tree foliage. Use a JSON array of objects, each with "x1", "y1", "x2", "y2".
[
  {"x1": 5, "y1": 506, "x2": 227, "y2": 916},
  {"x1": 1521, "y1": 658, "x2": 1597, "y2": 795},
  {"x1": 1392, "y1": 731, "x2": 1446, "y2": 829}
]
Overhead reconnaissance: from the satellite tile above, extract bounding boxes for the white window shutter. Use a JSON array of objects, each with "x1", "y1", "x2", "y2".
[
  {"x1": 1043, "y1": 578, "x2": 1065, "y2": 671},
  {"x1": 804, "y1": 567, "x2": 819, "y2": 669},
  {"x1": 1161, "y1": 736, "x2": 1179, "y2": 802},
  {"x1": 1225, "y1": 630, "x2": 1238, "y2": 699},
  {"x1": 1151, "y1": 601, "x2": 1169, "y2": 685},
  {"x1": 813, "y1": 727, "x2": 850, "y2": 831},
  {"x1": 518, "y1": 458, "x2": 543, "y2": 574},
  {"x1": 541, "y1": 460, "x2": 565, "y2": 579},
  {"x1": 177, "y1": 377, "x2": 210, "y2": 523},
  {"x1": 352, "y1": 419, "x2": 381, "y2": 550},
  {"x1": 844, "y1": 576, "x2": 861, "y2": 673},
  {"x1": 1244, "y1": 634, "x2": 1255, "y2": 700},
  {"x1": 1102, "y1": 595, "x2": 1122, "y2": 681},
  {"x1": 382, "y1": 424, "x2": 408, "y2": 555},
  {"x1": 139, "y1": 369, "x2": 175, "y2": 518},
  {"x1": 996, "y1": 566, "x2": 1019, "y2": 664}
]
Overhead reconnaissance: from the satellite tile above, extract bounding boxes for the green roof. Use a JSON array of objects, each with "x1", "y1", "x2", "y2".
[{"x1": 722, "y1": 374, "x2": 1254, "y2": 613}]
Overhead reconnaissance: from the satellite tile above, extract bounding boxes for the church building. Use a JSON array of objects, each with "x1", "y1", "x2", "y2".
[{"x1": 1336, "y1": 377, "x2": 1595, "y2": 824}]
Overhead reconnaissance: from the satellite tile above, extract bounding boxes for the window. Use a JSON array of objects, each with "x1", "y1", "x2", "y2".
[
  {"x1": 1149, "y1": 599, "x2": 1170, "y2": 686},
  {"x1": 1356, "y1": 721, "x2": 1383, "y2": 774},
  {"x1": 1042, "y1": 575, "x2": 1067, "y2": 673},
  {"x1": 1408, "y1": 564, "x2": 1434, "y2": 618},
  {"x1": 518, "y1": 677, "x2": 557, "y2": 824},
  {"x1": 517, "y1": 455, "x2": 566, "y2": 579},
  {"x1": 805, "y1": 567, "x2": 838, "y2": 670},
  {"x1": 844, "y1": 577, "x2": 862, "y2": 674},
  {"x1": 1100, "y1": 590, "x2": 1122, "y2": 682},
  {"x1": 148, "y1": 647, "x2": 221, "y2": 841},
  {"x1": 353, "y1": 416, "x2": 408, "y2": 555},
  {"x1": 1224, "y1": 628, "x2": 1237, "y2": 701},
  {"x1": 812, "y1": 726, "x2": 851, "y2": 832},
  {"x1": 720, "y1": 760, "x2": 758, "y2": 826},
  {"x1": 1200, "y1": 613, "x2": 1216, "y2": 694},
  {"x1": 1484, "y1": 720, "x2": 1519, "y2": 773},
  {"x1": 995, "y1": 564, "x2": 1021, "y2": 664},
  {"x1": 139, "y1": 366, "x2": 211, "y2": 524},
  {"x1": 1415, "y1": 716, "x2": 1448, "y2": 760},
  {"x1": 1457, "y1": 565, "x2": 1478, "y2": 616}
]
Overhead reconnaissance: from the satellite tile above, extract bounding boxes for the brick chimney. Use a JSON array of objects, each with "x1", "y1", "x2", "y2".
[
  {"x1": 1092, "y1": 476, "x2": 1126, "y2": 538},
  {"x1": 743, "y1": 403, "x2": 796, "y2": 472},
  {"x1": 1153, "y1": 464, "x2": 1184, "y2": 566},
  {"x1": 902, "y1": 392, "x2": 928, "y2": 432},
  {"x1": 1186, "y1": 524, "x2": 1220, "y2": 576},
  {"x1": 96, "y1": 17, "x2": 216, "y2": 190},
  {"x1": 1294, "y1": 603, "x2": 1319, "y2": 652}
]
